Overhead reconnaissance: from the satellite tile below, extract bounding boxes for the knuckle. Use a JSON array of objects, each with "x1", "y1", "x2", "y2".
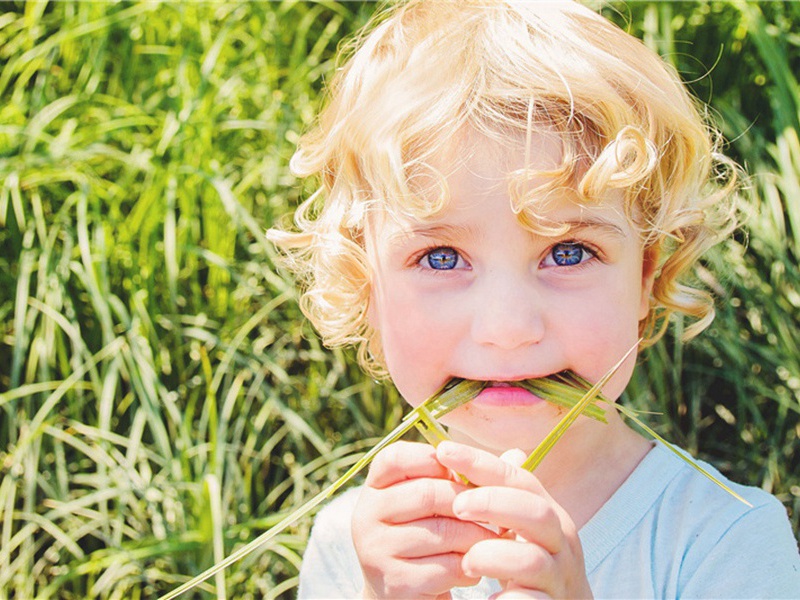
[
  {"x1": 468, "y1": 487, "x2": 493, "y2": 516},
  {"x1": 519, "y1": 544, "x2": 553, "y2": 575},
  {"x1": 533, "y1": 500, "x2": 559, "y2": 525},
  {"x1": 416, "y1": 479, "x2": 441, "y2": 514},
  {"x1": 374, "y1": 442, "x2": 403, "y2": 472},
  {"x1": 368, "y1": 441, "x2": 436, "y2": 488},
  {"x1": 431, "y1": 515, "x2": 457, "y2": 546},
  {"x1": 502, "y1": 460, "x2": 520, "y2": 482},
  {"x1": 367, "y1": 442, "x2": 412, "y2": 486},
  {"x1": 383, "y1": 566, "x2": 410, "y2": 594}
]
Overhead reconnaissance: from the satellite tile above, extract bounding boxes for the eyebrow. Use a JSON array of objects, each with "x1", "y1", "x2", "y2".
[
  {"x1": 557, "y1": 218, "x2": 627, "y2": 238},
  {"x1": 390, "y1": 218, "x2": 626, "y2": 244},
  {"x1": 388, "y1": 223, "x2": 480, "y2": 244}
]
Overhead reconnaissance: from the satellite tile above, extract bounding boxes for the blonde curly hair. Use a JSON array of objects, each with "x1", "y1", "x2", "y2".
[{"x1": 269, "y1": 0, "x2": 737, "y2": 377}]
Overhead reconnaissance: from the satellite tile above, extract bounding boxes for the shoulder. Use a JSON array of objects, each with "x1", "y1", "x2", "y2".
[
  {"x1": 583, "y1": 443, "x2": 800, "y2": 598},
  {"x1": 308, "y1": 484, "x2": 362, "y2": 542},
  {"x1": 297, "y1": 486, "x2": 364, "y2": 599},
  {"x1": 659, "y1": 446, "x2": 800, "y2": 596},
  {"x1": 651, "y1": 443, "x2": 791, "y2": 539}
]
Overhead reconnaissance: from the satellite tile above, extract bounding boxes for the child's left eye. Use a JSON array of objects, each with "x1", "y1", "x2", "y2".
[
  {"x1": 419, "y1": 246, "x2": 466, "y2": 270},
  {"x1": 542, "y1": 242, "x2": 595, "y2": 267}
]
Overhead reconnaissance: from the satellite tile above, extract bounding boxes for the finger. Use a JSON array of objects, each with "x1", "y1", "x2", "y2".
[
  {"x1": 436, "y1": 441, "x2": 544, "y2": 493},
  {"x1": 368, "y1": 477, "x2": 470, "y2": 523},
  {"x1": 500, "y1": 447, "x2": 527, "y2": 468},
  {"x1": 395, "y1": 516, "x2": 499, "y2": 558},
  {"x1": 452, "y1": 486, "x2": 563, "y2": 553},
  {"x1": 463, "y1": 538, "x2": 557, "y2": 591},
  {"x1": 366, "y1": 554, "x2": 480, "y2": 597},
  {"x1": 367, "y1": 441, "x2": 452, "y2": 489},
  {"x1": 403, "y1": 554, "x2": 484, "y2": 591}
]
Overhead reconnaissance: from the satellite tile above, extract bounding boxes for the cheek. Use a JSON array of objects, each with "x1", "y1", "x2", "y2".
[
  {"x1": 372, "y1": 286, "x2": 461, "y2": 404},
  {"x1": 551, "y1": 278, "x2": 644, "y2": 381},
  {"x1": 551, "y1": 279, "x2": 639, "y2": 329}
]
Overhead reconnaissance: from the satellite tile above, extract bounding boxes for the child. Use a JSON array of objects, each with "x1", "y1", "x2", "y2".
[{"x1": 270, "y1": 1, "x2": 800, "y2": 597}]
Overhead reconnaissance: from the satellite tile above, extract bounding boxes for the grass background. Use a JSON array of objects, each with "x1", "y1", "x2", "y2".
[{"x1": 1, "y1": 1, "x2": 798, "y2": 598}]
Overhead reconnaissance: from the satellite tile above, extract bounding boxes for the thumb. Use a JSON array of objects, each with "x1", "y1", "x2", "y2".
[{"x1": 499, "y1": 447, "x2": 527, "y2": 468}]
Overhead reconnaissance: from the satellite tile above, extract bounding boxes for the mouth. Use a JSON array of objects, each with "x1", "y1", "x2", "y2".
[
  {"x1": 436, "y1": 373, "x2": 606, "y2": 420},
  {"x1": 472, "y1": 379, "x2": 545, "y2": 407}
]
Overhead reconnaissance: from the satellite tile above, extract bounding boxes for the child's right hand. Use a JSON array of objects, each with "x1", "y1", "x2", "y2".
[{"x1": 352, "y1": 441, "x2": 499, "y2": 599}]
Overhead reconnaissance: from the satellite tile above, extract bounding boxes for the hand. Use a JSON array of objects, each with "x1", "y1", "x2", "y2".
[
  {"x1": 436, "y1": 441, "x2": 593, "y2": 600},
  {"x1": 352, "y1": 441, "x2": 499, "y2": 599}
]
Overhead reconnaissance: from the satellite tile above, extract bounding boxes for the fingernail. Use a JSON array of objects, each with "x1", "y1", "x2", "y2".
[
  {"x1": 461, "y1": 554, "x2": 475, "y2": 577},
  {"x1": 499, "y1": 447, "x2": 526, "y2": 467},
  {"x1": 437, "y1": 440, "x2": 457, "y2": 459}
]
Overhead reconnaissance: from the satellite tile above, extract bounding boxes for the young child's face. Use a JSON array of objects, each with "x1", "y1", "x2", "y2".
[{"x1": 366, "y1": 130, "x2": 655, "y2": 454}]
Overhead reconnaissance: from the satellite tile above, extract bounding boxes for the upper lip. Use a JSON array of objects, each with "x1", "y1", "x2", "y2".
[
  {"x1": 453, "y1": 371, "x2": 558, "y2": 388},
  {"x1": 464, "y1": 376, "x2": 542, "y2": 386}
]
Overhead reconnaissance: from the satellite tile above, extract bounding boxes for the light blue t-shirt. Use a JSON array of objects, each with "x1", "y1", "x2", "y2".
[{"x1": 298, "y1": 443, "x2": 800, "y2": 598}]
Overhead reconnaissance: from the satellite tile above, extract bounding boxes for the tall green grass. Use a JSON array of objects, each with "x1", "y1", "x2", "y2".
[
  {"x1": 611, "y1": 1, "x2": 800, "y2": 532},
  {"x1": 1, "y1": 2, "x2": 390, "y2": 597},
  {"x1": 1, "y1": 1, "x2": 797, "y2": 598}
]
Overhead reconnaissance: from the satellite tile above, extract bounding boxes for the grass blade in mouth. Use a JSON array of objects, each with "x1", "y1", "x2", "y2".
[
  {"x1": 159, "y1": 378, "x2": 487, "y2": 599},
  {"x1": 518, "y1": 376, "x2": 607, "y2": 423},
  {"x1": 522, "y1": 342, "x2": 639, "y2": 472},
  {"x1": 161, "y1": 349, "x2": 747, "y2": 599},
  {"x1": 565, "y1": 372, "x2": 752, "y2": 507},
  {"x1": 520, "y1": 346, "x2": 752, "y2": 507}
]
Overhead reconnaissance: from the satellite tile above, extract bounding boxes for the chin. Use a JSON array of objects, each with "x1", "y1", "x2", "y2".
[{"x1": 447, "y1": 420, "x2": 547, "y2": 456}]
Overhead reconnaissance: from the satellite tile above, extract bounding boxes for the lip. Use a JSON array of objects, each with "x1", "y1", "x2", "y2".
[{"x1": 471, "y1": 381, "x2": 545, "y2": 407}]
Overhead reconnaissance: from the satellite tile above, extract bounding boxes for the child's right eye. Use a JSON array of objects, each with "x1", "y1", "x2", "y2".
[{"x1": 419, "y1": 246, "x2": 464, "y2": 270}]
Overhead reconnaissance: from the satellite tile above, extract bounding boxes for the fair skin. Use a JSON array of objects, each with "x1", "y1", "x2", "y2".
[{"x1": 354, "y1": 130, "x2": 656, "y2": 599}]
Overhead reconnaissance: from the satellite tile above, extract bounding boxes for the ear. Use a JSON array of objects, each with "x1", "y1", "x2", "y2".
[{"x1": 639, "y1": 245, "x2": 659, "y2": 321}]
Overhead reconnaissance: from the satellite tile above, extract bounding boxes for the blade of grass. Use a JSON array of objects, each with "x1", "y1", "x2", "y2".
[
  {"x1": 203, "y1": 475, "x2": 227, "y2": 600},
  {"x1": 612, "y1": 402, "x2": 752, "y2": 506},
  {"x1": 564, "y1": 371, "x2": 753, "y2": 506},
  {"x1": 415, "y1": 405, "x2": 471, "y2": 485},
  {"x1": 159, "y1": 378, "x2": 487, "y2": 599},
  {"x1": 414, "y1": 405, "x2": 452, "y2": 447},
  {"x1": 519, "y1": 376, "x2": 607, "y2": 422},
  {"x1": 521, "y1": 341, "x2": 640, "y2": 472}
]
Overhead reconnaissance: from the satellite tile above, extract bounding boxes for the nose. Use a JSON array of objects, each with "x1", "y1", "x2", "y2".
[{"x1": 469, "y1": 272, "x2": 545, "y2": 350}]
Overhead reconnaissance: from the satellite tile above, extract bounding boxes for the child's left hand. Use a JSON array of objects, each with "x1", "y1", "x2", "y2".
[{"x1": 435, "y1": 441, "x2": 593, "y2": 599}]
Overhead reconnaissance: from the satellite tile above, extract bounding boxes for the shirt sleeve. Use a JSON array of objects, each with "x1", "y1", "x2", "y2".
[
  {"x1": 297, "y1": 487, "x2": 364, "y2": 599},
  {"x1": 679, "y1": 496, "x2": 800, "y2": 599}
]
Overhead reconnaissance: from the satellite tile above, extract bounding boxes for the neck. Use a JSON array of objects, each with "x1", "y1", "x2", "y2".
[{"x1": 528, "y1": 411, "x2": 652, "y2": 528}]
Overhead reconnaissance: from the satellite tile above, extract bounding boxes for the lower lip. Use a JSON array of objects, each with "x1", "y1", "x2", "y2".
[{"x1": 472, "y1": 386, "x2": 545, "y2": 407}]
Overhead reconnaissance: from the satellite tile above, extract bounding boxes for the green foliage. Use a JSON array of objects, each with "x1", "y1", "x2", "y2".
[
  {"x1": 0, "y1": 1, "x2": 797, "y2": 598},
  {"x1": 0, "y1": 2, "x2": 390, "y2": 598},
  {"x1": 607, "y1": 1, "x2": 800, "y2": 534}
]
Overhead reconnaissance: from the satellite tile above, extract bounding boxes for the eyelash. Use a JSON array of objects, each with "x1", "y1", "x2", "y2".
[
  {"x1": 541, "y1": 241, "x2": 598, "y2": 269},
  {"x1": 415, "y1": 241, "x2": 599, "y2": 272},
  {"x1": 416, "y1": 246, "x2": 468, "y2": 271}
]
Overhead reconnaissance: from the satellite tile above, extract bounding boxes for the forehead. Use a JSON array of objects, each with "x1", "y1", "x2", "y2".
[
  {"x1": 368, "y1": 127, "x2": 631, "y2": 239},
  {"x1": 430, "y1": 127, "x2": 565, "y2": 196},
  {"x1": 373, "y1": 127, "x2": 582, "y2": 226}
]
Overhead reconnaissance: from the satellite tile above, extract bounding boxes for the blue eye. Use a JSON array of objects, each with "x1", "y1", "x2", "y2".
[
  {"x1": 424, "y1": 247, "x2": 460, "y2": 270},
  {"x1": 549, "y1": 242, "x2": 590, "y2": 266}
]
